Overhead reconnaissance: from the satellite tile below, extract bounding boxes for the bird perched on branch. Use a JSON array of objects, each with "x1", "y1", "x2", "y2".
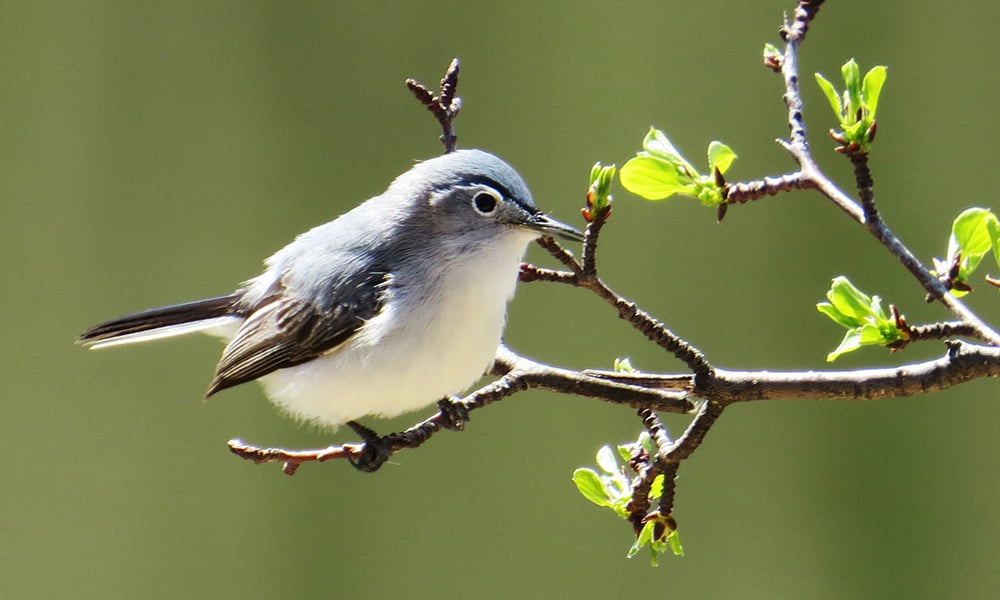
[{"x1": 78, "y1": 149, "x2": 583, "y2": 468}]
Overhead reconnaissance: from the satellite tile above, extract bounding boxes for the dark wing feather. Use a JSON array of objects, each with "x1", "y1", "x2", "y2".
[
  {"x1": 206, "y1": 269, "x2": 388, "y2": 396},
  {"x1": 78, "y1": 294, "x2": 241, "y2": 344}
]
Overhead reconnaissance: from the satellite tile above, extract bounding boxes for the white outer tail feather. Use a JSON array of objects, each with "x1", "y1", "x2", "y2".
[{"x1": 84, "y1": 316, "x2": 243, "y2": 349}]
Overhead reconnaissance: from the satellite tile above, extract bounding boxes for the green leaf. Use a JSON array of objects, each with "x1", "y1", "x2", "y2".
[
  {"x1": 631, "y1": 517, "x2": 677, "y2": 566},
  {"x1": 862, "y1": 65, "x2": 887, "y2": 118},
  {"x1": 629, "y1": 519, "x2": 654, "y2": 560},
  {"x1": 616, "y1": 443, "x2": 633, "y2": 465},
  {"x1": 990, "y1": 217, "x2": 1000, "y2": 273},
  {"x1": 667, "y1": 529, "x2": 684, "y2": 557},
  {"x1": 623, "y1": 128, "x2": 733, "y2": 207},
  {"x1": 842, "y1": 59, "x2": 862, "y2": 117},
  {"x1": 642, "y1": 127, "x2": 680, "y2": 158},
  {"x1": 595, "y1": 445, "x2": 619, "y2": 475},
  {"x1": 857, "y1": 323, "x2": 888, "y2": 345},
  {"x1": 572, "y1": 468, "x2": 611, "y2": 507},
  {"x1": 589, "y1": 162, "x2": 603, "y2": 186},
  {"x1": 620, "y1": 155, "x2": 689, "y2": 200},
  {"x1": 948, "y1": 207, "x2": 997, "y2": 281},
  {"x1": 814, "y1": 72, "x2": 843, "y2": 119},
  {"x1": 826, "y1": 329, "x2": 864, "y2": 361},
  {"x1": 707, "y1": 141, "x2": 737, "y2": 176},
  {"x1": 818, "y1": 276, "x2": 906, "y2": 361},
  {"x1": 816, "y1": 301, "x2": 859, "y2": 329},
  {"x1": 627, "y1": 534, "x2": 644, "y2": 560},
  {"x1": 649, "y1": 474, "x2": 665, "y2": 501},
  {"x1": 642, "y1": 127, "x2": 698, "y2": 175},
  {"x1": 588, "y1": 162, "x2": 616, "y2": 197},
  {"x1": 825, "y1": 276, "x2": 876, "y2": 323}
]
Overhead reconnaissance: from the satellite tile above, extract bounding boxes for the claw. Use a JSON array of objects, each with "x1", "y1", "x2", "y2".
[
  {"x1": 437, "y1": 397, "x2": 470, "y2": 431},
  {"x1": 346, "y1": 421, "x2": 392, "y2": 473}
]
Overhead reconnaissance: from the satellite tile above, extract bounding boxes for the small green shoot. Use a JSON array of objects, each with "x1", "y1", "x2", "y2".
[
  {"x1": 572, "y1": 431, "x2": 683, "y2": 565},
  {"x1": 815, "y1": 59, "x2": 886, "y2": 154},
  {"x1": 613, "y1": 356, "x2": 636, "y2": 374},
  {"x1": 763, "y1": 42, "x2": 782, "y2": 71},
  {"x1": 584, "y1": 162, "x2": 616, "y2": 222},
  {"x1": 932, "y1": 207, "x2": 1000, "y2": 296},
  {"x1": 629, "y1": 513, "x2": 683, "y2": 567},
  {"x1": 620, "y1": 127, "x2": 737, "y2": 206},
  {"x1": 817, "y1": 276, "x2": 908, "y2": 361}
]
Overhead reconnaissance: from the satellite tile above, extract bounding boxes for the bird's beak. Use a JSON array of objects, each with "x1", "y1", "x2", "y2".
[{"x1": 523, "y1": 212, "x2": 585, "y2": 243}]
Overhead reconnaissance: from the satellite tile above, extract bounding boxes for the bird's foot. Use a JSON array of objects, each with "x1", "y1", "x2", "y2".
[
  {"x1": 437, "y1": 396, "x2": 470, "y2": 431},
  {"x1": 346, "y1": 420, "x2": 393, "y2": 473}
]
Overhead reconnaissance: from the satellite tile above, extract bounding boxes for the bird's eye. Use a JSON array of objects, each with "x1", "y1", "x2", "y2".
[{"x1": 472, "y1": 191, "x2": 499, "y2": 215}]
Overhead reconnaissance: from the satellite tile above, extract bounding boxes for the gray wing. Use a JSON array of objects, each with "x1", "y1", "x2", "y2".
[{"x1": 206, "y1": 268, "x2": 389, "y2": 396}]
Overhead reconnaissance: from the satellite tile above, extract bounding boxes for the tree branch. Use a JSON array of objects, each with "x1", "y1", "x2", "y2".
[
  {"x1": 783, "y1": 0, "x2": 825, "y2": 44},
  {"x1": 405, "y1": 58, "x2": 462, "y2": 153},
  {"x1": 582, "y1": 342, "x2": 1000, "y2": 404},
  {"x1": 228, "y1": 344, "x2": 695, "y2": 474},
  {"x1": 908, "y1": 320, "x2": 986, "y2": 343},
  {"x1": 849, "y1": 151, "x2": 877, "y2": 219},
  {"x1": 705, "y1": 341, "x2": 1000, "y2": 403},
  {"x1": 723, "y1": 171, "x2": 813, "y2": 205}
]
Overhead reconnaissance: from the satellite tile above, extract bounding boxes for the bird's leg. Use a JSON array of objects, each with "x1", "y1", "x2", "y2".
[
  {"x1": 436, "y1": 396, "x2": 469, "y2": 431},
  {"x1": 345, "y1": 399, "x2": 469, "y2": 472},
  {"x1": 346, "y1": 420, "x2": 393, "y2": 473}
]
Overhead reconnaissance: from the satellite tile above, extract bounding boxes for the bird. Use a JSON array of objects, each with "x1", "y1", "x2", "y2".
[{"x1": 78, "y1": 149, "x2": 584, "y2": 469}]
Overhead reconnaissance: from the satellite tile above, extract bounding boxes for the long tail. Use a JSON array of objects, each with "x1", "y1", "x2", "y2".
[{"x1": 78, "y1": 294, "x2": 243, "y2": 349}]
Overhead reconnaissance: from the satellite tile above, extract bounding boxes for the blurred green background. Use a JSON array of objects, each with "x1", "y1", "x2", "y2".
[{"x1": 5, "y1": 0, "x2": 1000, "y2": 598}]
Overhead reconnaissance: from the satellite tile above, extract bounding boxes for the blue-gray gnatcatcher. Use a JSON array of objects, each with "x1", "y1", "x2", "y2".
[{"x1": 79, "y1": 149, "x2": 583, "y2": 439}]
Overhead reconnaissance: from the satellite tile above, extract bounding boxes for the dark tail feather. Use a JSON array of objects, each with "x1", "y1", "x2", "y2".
[{"x1": 78, "y1": 294, "x2": 242, "y2": 346}]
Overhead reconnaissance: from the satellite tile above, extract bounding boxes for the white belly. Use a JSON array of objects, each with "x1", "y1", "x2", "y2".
[{"x1": 257, "y1": 234, "x2": 533, "y2": 428}]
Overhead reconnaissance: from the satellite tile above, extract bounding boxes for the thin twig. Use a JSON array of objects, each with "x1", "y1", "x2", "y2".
[
  {"x1": 655, "y1": 462, "x2": 680, "y2": 520},
  {"x1": 849, "y1": 152, "x2": 877, "y2": 219},
  {"x1": 518, "y1": 263, "x2": 577, "y2": 285},
  {"x1": 227, "y1": 439, "x2": 358, "y2": 475},
  {"x1": 581, "y1": 206, "x2": 611, "y2": 277},
  {"x1": 534, "y1": 236, "x2": 583, "y2": 275},
  {"x1": 663, "y1": 400, "x2": 725, "y2": 461},
  {"x1": 582, "y1": 369, "x2": 694, "y2": 391},
  {"x1": 405, "y1": 58, "x2": 462, "y2": 153},
  {"x1": 639, "y1": 408, "x2": 673, "y2": 454},
  {"x1": 908, "y1": 320, "x2": 986, "y2": 343},
  {"x1": 626, "y1": 410, "x2": 665, "y2": 534},
  {"x1": 529, "y1": 237, "x2": 713, "y2": 377},
  {"x1": 782, "y1": 0, "x2": 825, "y2": 44},
  {"x1": 629, "y1": 409, "x2": 684, "y2": 530},
  {"x1": 723, "y1": 171, "x2": 813, "y2": 204}
]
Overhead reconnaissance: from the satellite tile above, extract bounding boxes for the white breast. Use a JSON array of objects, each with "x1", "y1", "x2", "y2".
[{"x1": 258, "y1": 231, "x2": 536, "y2": 428}]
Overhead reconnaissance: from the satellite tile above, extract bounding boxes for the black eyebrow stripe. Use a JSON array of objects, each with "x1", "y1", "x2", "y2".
[{"x1": 456, "y1": 175, "x2": 538, "y2": 214}]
